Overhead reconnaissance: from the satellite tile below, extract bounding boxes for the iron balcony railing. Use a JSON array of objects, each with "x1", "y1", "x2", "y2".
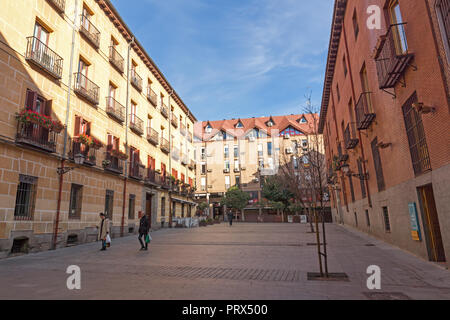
[
  {"x1": 16, "y1": 121, "x2": 58, "y2": 153},
  {"x1": 69, "y1": 138, "x2": 96, "y2": 166},
  {"x1": 355, "y1": 92, "x2": 376, "y2": 130},
  {"x1": 129, "y1": 114, "x2": 144, "y2": 135},
  {"x1": 181, "y1": 154, "x2": 188, "y2": 165},
  {"x1": 374, "y1": 23, "x2": 414, "y2": 89},
  {"x1": 188, "y1": 160, "x2": 196, "y2": 170},
  {"x1": 46, "y1": 0, "x2": 65, "y2": 13},
  {"x1": 344, "y1": 123, "x2": 359, "y2": 149},
  {"x1": 337, "y1": 143, "x2": 348, "y2": 163},
  {"x1": 129, "y1": 163, "x2": 144, "y2": 180},
  {"x1": 80, "y1": 14, "x2": 100, "y2": 48},
  {"x1": 161, "y1": 103, "x2": 169, "y2": 118},
  {"x1": 171, "y1": 113, "x2": 178, "y2": 128},
  {"x1": 146, "y1": 127, "x2": 159, "y2": 146},
  {"x1": 180, "y1": 123, "x2": 186, "y2": 136},
  {"x1": 109, "y1": 46, "x2": 124, "y2": 73},
  {"x1": 131, "y1": 71, "x2": 143, "y2": 91},
  {"x1": 106, "y1": 97, "x2": 125, "y2": 123},
  {"x1": 145, "y1": 169, "x2": 162, "y2": 186},
  {"x1": 25, "y1": 36, "x2": 63, "y2": 79},
  {"x1": 104, "y1": 152, "x2": 123, "y2": 174},
  {"x1": 160, "y1": 137, "x2": 170, "y2": 154},
  {"x1": 74, "y1": 72, "x2": 99, "y2": 105},
  {"x1": 160, "y1": 174, "x2": 171, "y2": 189},
  {"x1": 147, "y1": 87, "x2": 157, "y2": 106}
]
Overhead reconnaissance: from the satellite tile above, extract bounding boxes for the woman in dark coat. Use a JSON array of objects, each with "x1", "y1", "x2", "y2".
[{"x1": 138, "y1": 211, "x2": 150, "y2": 250}]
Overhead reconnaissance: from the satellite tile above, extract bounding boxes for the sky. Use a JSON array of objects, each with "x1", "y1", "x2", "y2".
[{"x1": 113, "y1": 0, "x2": 335, "y2": 122}]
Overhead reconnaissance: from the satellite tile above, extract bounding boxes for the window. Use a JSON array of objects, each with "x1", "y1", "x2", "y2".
[
  {"x1": 225, "y1": 176, "x2": 230, "y2": 190},
  {"x1": 389, "y1": 0, "x2": 408, "y2": 54},
  {"x1": 201, "y1": 162, "x2": 206, "y2": 175},
  {"x1": 365, "y1": 209, "x2": 370, "y2": 227},
  {"x1": 224, "y1": 160, "x2": 230, "y2": 171},
  {"x1": 279, "y1": 126, "x2": 304, "y2": 137},
  {"x1": 371, "y1": 137, "x2": 386, "y2": 191},
  {"x1": 234, "y1": 159, "x2": 240, "y2": 169},
  {"x1": 161, "y1": 197, "x2": 165, "y2": 217},
  {"x1": 181, "y1": 173, "x2": 185, "y2": 183},
  {"x1": 267, "y1": 142, "x2": 272, "y2": 156},
  {"x1": 128, "y1": 194, "x2": 135, "y2": 220},
  {"x1": 14, "y1": 175, "x2": 37, "y2": 220},
  {"x1": 343, "y1": 56, "x2": 348, "y2": 77},
  {"x1": 436, "y1": 0, "x2": 450, "y2": 63},
  {"x1": 69, "y1": 184, "x2": 83, "y2": 219},
  {"x1": 104, "y1": 189, "x2": 114, "y2": 219},
  {"x1": 235, "y1": 175, "x2": 240, "y2": 187},
  {"x1": 293, "y1": 156, "x2": 298, "y2": 169},
  {"x1": 348, "y1": 175, "x2": 355, "y2": 202},
  {"x1": 299, "y1": 117, "x2": 308, "y2": 124},
  {"x1": 235, "y1": 121, "x2": 243, "y2": 128},
  {"x1": 224, "y1": 145, "x2": 229, "y2": 159},
  {"x1": 354, "y1": 212, "x2": 358, "y2": 227},
  {"x1": 130, "y1": 101, "x2": 137, "y2": 124},
  {"x1": 201, "y1": 147, "x2": 206, "y2": 160},
  {"x1": 205, "y1": 124, "x2": 212, "y2": 133},
  {"x1": 258, "y1": 158, "x2": 264, "y2": 169},
  {"x1": 201, "y1": 177, "x2": 206, "y2": 191},
  {"x1": 258, "y1": 143, "x2": 263, "y2": 157},
  {"x1": 402, "y1": 92, "x2": 431, "y2": 175},
  {"x1": 357, "y1": 159, "x2": 366, "y2": 198},
  {"x1": 336, "y1": 83, "x2": 341, "y2": 101},
  {"x1": 359, "y1": 63, "x2": 373, "y2": 112},
  {"x1": 234, "y1": 145, "x2": 239, "y2": 158},
  {"x1": 353, "y1": 9, "x2": 359, "y2": 39},
  {"x1": 382, "y1": 206, "x2": 391, "y2": 232}
]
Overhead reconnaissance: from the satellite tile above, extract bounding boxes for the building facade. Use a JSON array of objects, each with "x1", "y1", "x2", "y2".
[
  {"x1": 0, "y1": 0, "x2": 197, "y2": 257},
  {"x1": 319, "y1": 0, "x2": 450, "y2": 266},
  {"x1": 193, "y1": 114, "x2": 324, "y2": 222}
]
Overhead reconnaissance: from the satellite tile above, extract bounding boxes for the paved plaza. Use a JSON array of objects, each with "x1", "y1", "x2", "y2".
[{"x1": 0, "y1": 222, "x2": 449, "y2": 300}]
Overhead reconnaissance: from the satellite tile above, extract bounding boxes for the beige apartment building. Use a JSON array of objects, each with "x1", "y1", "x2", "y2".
[
  {"x1": 193, "y1": 114, "x2": 324, "y2": 222},
  {"x1": 0, "y1": 0, "x2": 197, "y2": 257}
]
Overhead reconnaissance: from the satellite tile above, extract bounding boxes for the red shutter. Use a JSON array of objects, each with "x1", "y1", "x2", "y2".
[
  {"x1": 44, "y1": 99, "x2": 52, "y2": 116},
  {"x1": 74, "y1": 116, "x2": 82, "y2": 136},
  {"x1": 86, "y1": 122, "x2": 91, "y2": 135},
  {"x1": 107, "y1": 134, "x2": 113, "y2": 152},
  {"x1": 25, "y1": 89, "x2": 37, "y2": 111},
  {"x1": 136, "y1": 150, "x2": 140, "y2": 164}
]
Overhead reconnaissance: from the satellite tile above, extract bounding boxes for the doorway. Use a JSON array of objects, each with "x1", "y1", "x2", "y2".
[
  {"x1": 146, "y1": 193, "x2": 152, "y2": 228},
  {"x1": 418, "y1": 185, "x2": 446, "y2": 262}
]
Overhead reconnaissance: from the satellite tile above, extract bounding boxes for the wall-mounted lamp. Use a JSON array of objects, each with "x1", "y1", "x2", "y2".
[
  {"x1": 57, "y1": 154, "x2": 85, "y2": 175},
  {"x1": 412, "y1": 102, "x2": 436, "y2": 114},
  {"x1": 377, "y1": 141, "x2": 392, "y2": 149}
]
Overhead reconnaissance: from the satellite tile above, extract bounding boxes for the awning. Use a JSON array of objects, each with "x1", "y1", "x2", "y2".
[{"x1": 171, "y1": 197, "x2": 197, "y2": 206}]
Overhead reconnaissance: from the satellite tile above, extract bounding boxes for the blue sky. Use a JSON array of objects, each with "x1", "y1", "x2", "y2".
[{"x1": 113, "y1": 0, "x2": 334, "y2": 121}]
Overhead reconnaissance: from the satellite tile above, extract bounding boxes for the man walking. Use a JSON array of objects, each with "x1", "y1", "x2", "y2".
[
  {"x1": 97, "y1": 213, "x2": 110, "y2": 251},
  {"x1": 227, "y1": 209, "x2": 234, "y2": 227},
  {"x1": 138, "y1": 211, "x2": 150, "y2": 250}
]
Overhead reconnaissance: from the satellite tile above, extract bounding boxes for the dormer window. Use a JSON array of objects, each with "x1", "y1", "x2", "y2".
[
  {"x1": 267, "y1": 121, "x2": 274, "y2": 127},
  {"x1": 235, "y1": 121, "x2": 243, "y2": 128},
  {"x1": 205, "y1": 124, "x2": 212, "y2": 133},
  {"x1": 299, "y1": 117, "x2": 308, "y2": 124}
]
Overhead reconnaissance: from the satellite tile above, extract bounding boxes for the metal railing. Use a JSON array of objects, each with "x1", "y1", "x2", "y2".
[
  {"x1": 74, "y1": 72, "x2": 99, "y2": 105},
  {"x1": 106, "y1": 97, "x2": 125, "y2": 123},
  {"x1": 147, "y1": 87, "x2": 157, "y2": 106},
  {"x1": 171, "y1": 113, "x2": 178, "y2": 128},
  {"x1": 180, "y1": 123, "x2": 186, "y2": 135},
  {"x1": 46, "y1": 0, "x2": 65, "y2": 13},
  {"x1": 160, "y1": 137, "x2": 170, "y2": 153},
  {"x1": 375, "y1": 22, "x2": 413, "y2": 89},
  {"x1": 25, "y1": 36, "x2": 63, "y2": 79},
  {"x1": 104, "y1": 152, "x2": 123, "y2": 174},
  {"x1": 16, "y1": 121, "x2": 58, "y2": 153},
  {"x1": 344, "y1": 123, "x2": 359, "y2": 149},
  {"x1": 129, "y1": 114, "x2": 144, "y2": 135},
  {"x1": 129, "y1": 163, "x2": 144, "y2": 180},
  {"x1": 145, "y1": 169, "x2": 162, "y2": 185},
  {"x1": 69, "y1": 138, "x2": 96, "y2": 166},
  {"x1": 109, "y1": 46, "x2": 124, "y2": 73},
  {"x1": 80, "y1": 14, "x2": 100, "y2": 48},
  {"x1": 131, "y1": 71, "x2": 143, "y2": 91},
  {"x1": 146, "y1": 127, "x2": 159, "y2": 145},
  {"x1": 355, "y1": 92, "x2": 376, "y2": 130},
  {"x1": 161, "y1": 103, "x2": 169, "y2": 118}
]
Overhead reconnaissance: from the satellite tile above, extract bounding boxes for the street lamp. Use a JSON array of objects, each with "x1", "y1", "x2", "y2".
[
  {"x1": 341, "y1": 163, "x2": 369, "y2": 180},
  {"x1": 57, "y1": 153, "x2": 85, "y2": 175}
]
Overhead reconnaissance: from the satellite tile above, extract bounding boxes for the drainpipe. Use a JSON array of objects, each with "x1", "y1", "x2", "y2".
[
  {"x1": 121, "y1": 37, "x2": 134, "y2": 237},
  {"x1": 168, "y1": 89, "x2": 174, "y2": 227},
  {"x1": 342, "y1": 23, "x2": 372, "y2": 208},
  {"x1": 52, "y1": 0, "x2": 79, "y2": 250}
]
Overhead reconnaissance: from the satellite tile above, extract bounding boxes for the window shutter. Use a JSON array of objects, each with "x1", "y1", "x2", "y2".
[
  {"x1": 25, "y1": 90, "x2": 37, "y2": 111},
  {"x1": 86, "y1": 122, "x2": 91, "y2": 135},
  {"x1": 76, "y1": 186, "x2": 83, "y2": 218},
  {"x1": 44, "y1": 99, "x2": 52, "y2": 116},
  {"x1": 107, "y1": 134, "x2": 113, "y2": 152},
  {"x1": 74, "y1": 116, "x2": 81, "y2": 136}
]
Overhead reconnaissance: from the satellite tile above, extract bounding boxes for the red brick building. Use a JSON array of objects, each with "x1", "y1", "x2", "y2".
[{"x1": 319, "y1": 0, "x2": 450, "y2": 266}]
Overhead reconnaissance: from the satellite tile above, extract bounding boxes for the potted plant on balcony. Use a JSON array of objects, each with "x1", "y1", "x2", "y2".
[
  {"x1": 102, "y1": 159, "x2": 111, "y2": 168},
  {"x1": 91, "y1": 137, "x2": 103, "y2": 150},
  {"x1": 88, "y1": 155, "x2": 96, "y2": 163},
  {"x1": 51, "y1": 119, "x2": 64, "y2": 133},
  {"x1": 15, "y1": 109, "x2": 54, "y2": 130},
  {"x1": 76, "y1": 133, "x2": 93, "y2": 146},
  {"x1": 112, "y1": 149, "x2": 128, "y2": 160}
]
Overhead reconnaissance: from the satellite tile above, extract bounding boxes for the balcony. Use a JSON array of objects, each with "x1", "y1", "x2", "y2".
[
  {"x1": 109, "y1": 46, "x2": 124, "y2": 73},
  {"x1": 129, "y1": 163, "x2": 144, "y2": 180},
  {"x1": 106, "y1": 97, "x2": 125, "y2": 123},
  {"x1": 171, "y1": 114, "x2": 178, "y2": 128},
  {"x1": 344, "y1": 123, "x2": 359, "y2": 150},
  {"x1": 80, "y1": 14, "x2": 100, "y2": 49},
  {"x1": 69, "y1": 138, "x2": 96, "y2": 166},
  {"x1": 104, "y1": 152, "x2": 123, "y2": 174},
  {"x1": 129, "y1": 114, "x2": 144, "y2": 135},
  {"x1": 337, "y1": 143, "x2": 349, "y2": 162},
  {"x1": 223, "y1": 168, "x2": 230, "y2": 173},
  {"x1": 16, "y1": 122, "x2": 58, "y2": 153},
  {"x1": 160, "y1": 174, "x2": 171, "y2": 189},
  {"x1": 74, "y1": 72, "x2": 99, "y2": 105},
  {"x1": 145, "y1": 169, "x2": 162, "y2": 186},
  {"x1": 180, "y1": 123, "x2": 186, "y2": 136},
  {"x1": 374, "y1": 23, "x2": 414, "y2": 90},
  {"x1": 131, "y1": 71, "x2": 143, "y2": 92},
  {"x1": 147, "y1": 87, "x2": 157, "y2": 106},
  {"x1": 181, "y1": 154, "x2": 188, "y2": 165},
  {"x1": 161, "y1": 103, "x2": 169, "y2": 118},
  {"x1": 146, "y1": 127, "x2": 159, "y2": 146},
  {"x1": 160, "y1": 137, "x2": 170, "y2": 154},
  {"x1": 188, "y1": 160, "x2": 196, "y2": 170},
  {"x1": 355, "y1": 92, "x2": 376, "y2": 130},
  {"x1": 46, "y1": 0, "x2": 65, "y2": 13},
  {"x1": 234, "y1": 167, "x2": 240, "y2": 173},
  {"x1": 25, "y1": 36, "x2": 63, "y2": 79}
]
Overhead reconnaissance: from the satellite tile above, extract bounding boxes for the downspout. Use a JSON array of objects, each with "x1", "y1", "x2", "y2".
[
  {"x1": 342, "y1": 23, "x2": 372, "y2": 208},
  {"x1": 52, "y1": 0, "x2": 79, "y2": 250},
  {"x1": 168, "y1": 89, "x2": 174, "y2": 227},
  {"x1": 121, "y1": 36, "x2": 134, "y2": 237}
]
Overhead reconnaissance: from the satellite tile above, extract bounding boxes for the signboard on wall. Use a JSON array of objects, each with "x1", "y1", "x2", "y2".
[{"x1": 408, "y1": 202, "x2": 421, "y2": 241}]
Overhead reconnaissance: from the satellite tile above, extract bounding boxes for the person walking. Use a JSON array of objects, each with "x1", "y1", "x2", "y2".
[
  {"x1": 227, "y1": 209, "x2": 234, "y2": 227},
  {"x1": 97, "y1": 213, "x2": 110, "y2": 251},
  {"x1": 138, "y1": 211, "x2": 150, "y2": 250}
]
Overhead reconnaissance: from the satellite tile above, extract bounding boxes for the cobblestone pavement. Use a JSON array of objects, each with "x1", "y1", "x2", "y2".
[{"x1": 0, "y1": 223, "x2": 449, "y2": 300}]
